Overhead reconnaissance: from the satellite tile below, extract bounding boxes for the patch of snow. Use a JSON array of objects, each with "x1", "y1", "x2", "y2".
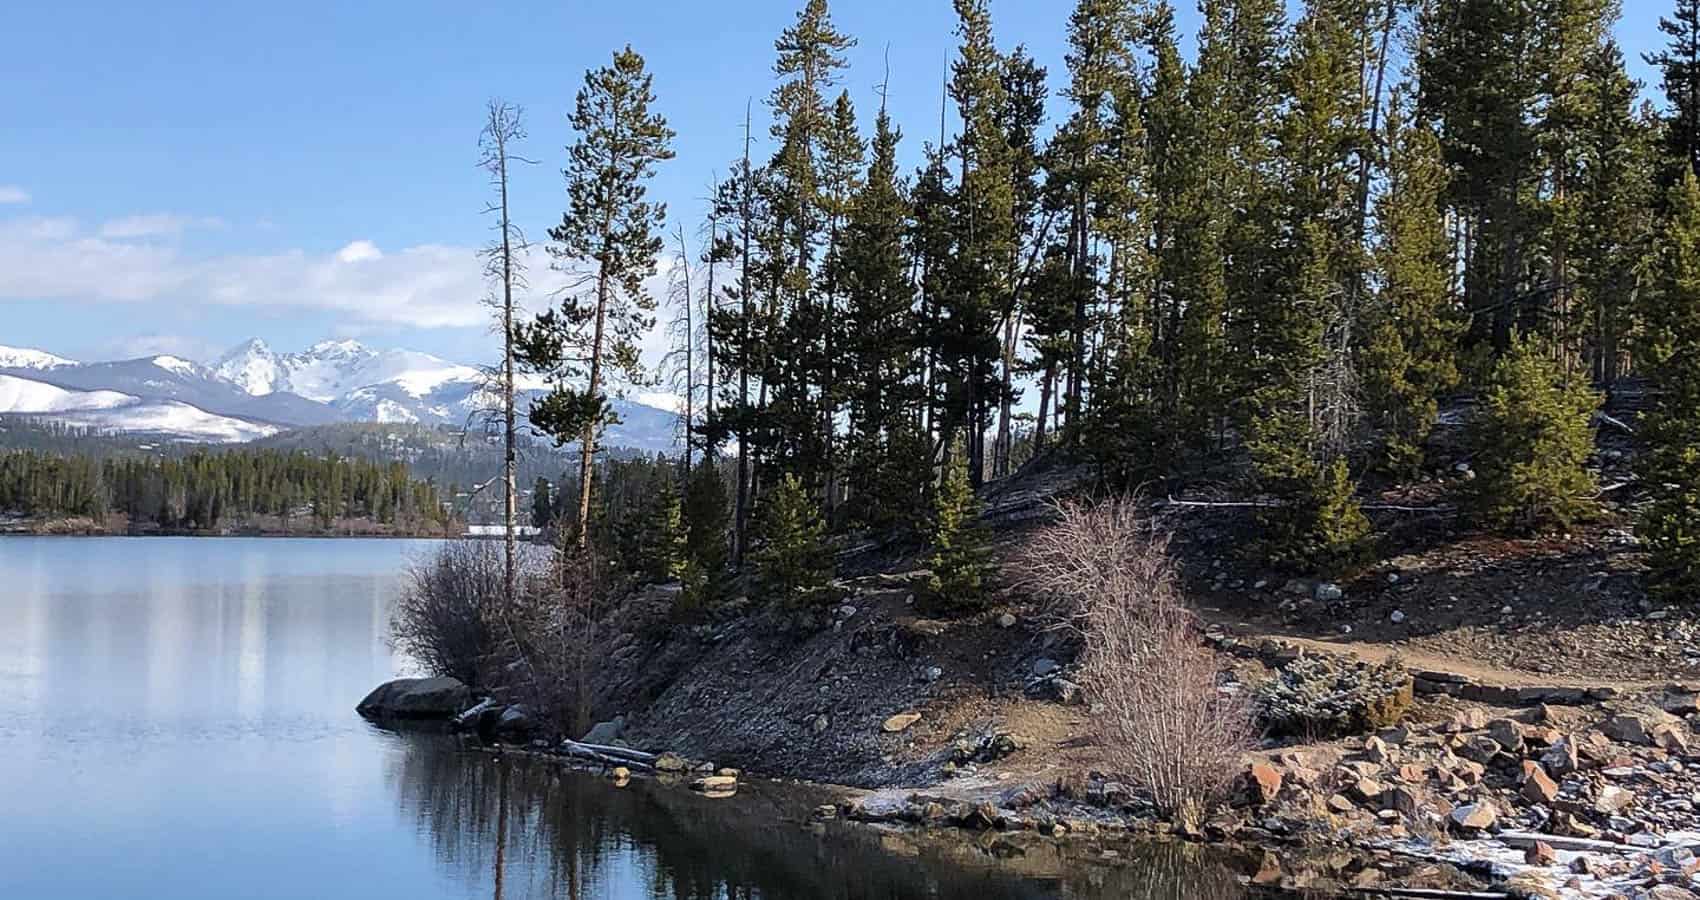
[
  {"x1": 0, "y1": 374, "x2": 135, "y2": 412},
  {"x1": 50, "y1": 400, "x2": 279, "y2": 443},
  {"x1": 151, "y1": 355, "x2": 201, "y2": 377}
]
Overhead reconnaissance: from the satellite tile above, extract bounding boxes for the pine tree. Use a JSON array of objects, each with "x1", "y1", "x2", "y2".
[
  {"x1": 1647, "y1": 0, "x2": 1700, "y2": 179},
  {"x1": 843, "y1": 102, "x2": 926, "y2": 529},
  {"x1": 751, "y1": 473, "x2": 834, "y2": 603},
  {"x1": 1361, "y1": 94, "x2": 1462, "y2": 476},
  {"x1": 926, "y1": 450, "x2": 993, "y2": 605},
  {"x1": 517, "y1": 47, "x2": 675, "y2": 545},
  {"x1": 638, "y1": 474, "x2": 688, "y2": 584},
  {"x1": 532, "y1": 477, "x2": 555, "y2": 529},
  {"x1": 1638, "y1": 171, "x2": 1700, "y2": 599},
  {"x1": 944, "y1": 0, "x2": 1017, "y2": 486},
  {"x1": 683, "y1": 460, "x2": 731, "y2": 580},
  {"x1": 1469, "y1": 332, "x2": 1600, "y2": 533}
]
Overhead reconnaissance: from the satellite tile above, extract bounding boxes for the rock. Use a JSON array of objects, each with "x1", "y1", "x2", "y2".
[
  {"x1": 494, "y1": 704, "x2": 534, "y2": 737},
  {"x1": 1655, "y1": 723, "x2": 1690, "y2": 754},
  {"x1": 717, "y1": 767, "x2": 740, "y2": 778},
  {"x1": 1661, "y1": 688, "x2": 1700, "y2": 717},
  {"x1": 811, "y1": 714, "x2": 829, "y2": 734},
  {"x1": 1348, "y1": 777, "x2": 1385, "y2": 805},
  {"x1": 1524, "y1": 841, "x2": 1559, "y2": 867},
  {"x1": 609, "y1": 766, "x2": 631, "y2": 783},
  {"x1": 655, "y1": 753, "x2": 688, "y2": 773},
  {"x1": 1459, "y1": 735, "x2": 1505, "y2": 765},
  {"x1": 1314, "y1": 582, "x2": 1345, "y2": 602},
  {"x1": 356, "y1": 677, "x2": 472, "y2": 720},
  {"x1": 1251, "y1": 851, "x2": 1284, "y2": 886},
  {"x1": 1051, "y1": 678, "x2": 1082, "y2": 705},
  {"x1": 1246, "y1": 762, "x2": 1284, "y2": 806},
  {"x1": 1032, "y1": 658, "x2": 1060, "y2": 677},
  {"x1": 1444, "y1": 709, "x2": 1490, "y2": 733},
  {"x1": 1363, "y1": 736, "x2": 1393, "y2": 764},
  {"x1": 691, "y1": 775, "x2": 738, "y2": 793},
  {"x1": 1541, "y1": 738, "x2": 1580, "y2": 776},
  {"x1": 1600, "y1": 713, "x2": 1662, "y2": 746},
  {"x1": 1449, "y1": 803, "x2": 1497, "y2": 833},
  {"x1": 997, "y1": 613, "x2": 1017, "y2": 628},
  {"x1": 1594, "y1": 784, "x2": 1635, "y2": 815},
  {"x1": 883, "y1": 712, "x2": 922, "y2": 733},
  {"x1": 1327, "y1": 794, "x2": 1356, "y2": 814},
  {"x1": 1487, "y1": 718, "x2": 1526, "y2": 754},
  {"x1": 836, "y1": 604, "x2": 858, "y2": 619},
  {"x1": 1390, "y1": 610, "x2": 1407, "y2": 624},
  {"x1": 581, "y1": 715, "x2": 625, "y2": 745},
  {"x1": 1519, "y1": 761, "x2": 1560, "y2": 805},
  {"x1": 923, "y1": 666, "x2": 943, "y2": 683}
]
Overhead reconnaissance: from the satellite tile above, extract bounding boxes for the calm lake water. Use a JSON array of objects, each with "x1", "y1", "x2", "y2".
[{"x1": 0, "y1": 536, "x2": 1252, "y2": 899}]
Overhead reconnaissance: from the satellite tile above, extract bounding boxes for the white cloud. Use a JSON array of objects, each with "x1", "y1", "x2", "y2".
[
  {"x1": 0, "y1": 186, "x2": 29, "y2": 205},
  {"x1": 336, "y1": 239, "x2": 383, "y2": 263},
  {"x1": 99, "y1": 213, "x2": 224, "y2": 239},
  {"x1": 0, "y1": 215, "x2": 576, "y2": 330}
]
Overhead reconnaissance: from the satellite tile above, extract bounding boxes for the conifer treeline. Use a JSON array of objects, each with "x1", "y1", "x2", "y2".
[
  {"x1": 639, "y1": 0, "x2": 1695, "y2": 565},
  {"x1": 0, "y1": 449, "x2": 453, "y2": 532}
]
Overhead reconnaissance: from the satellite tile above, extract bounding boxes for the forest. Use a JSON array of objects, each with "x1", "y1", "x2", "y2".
[
  {"x1": 0, "y1": 447, "x2": 455, "y2": 534},
  {"x1": 494, "y1": 0, "x2": 1700, "y2": 601}
]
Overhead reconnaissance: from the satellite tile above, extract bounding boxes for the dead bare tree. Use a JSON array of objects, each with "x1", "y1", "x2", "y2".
[{"x1": 478, "y1": 100, "x2": 534, "y2": 610}]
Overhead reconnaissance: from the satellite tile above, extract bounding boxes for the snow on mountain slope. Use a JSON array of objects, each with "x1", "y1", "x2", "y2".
[
  {"x1": 0, "y1": 374, "x2": 134, "y2": 412},
  {"x1": 48, "y1": 401, "x2": 280, "y2": 442},
  {"x1": 0, "y1": 345, "x2": 77, "y2": 370},
  {"x1": 213, "y1": 338, "x2": 479, "y2": 404},
  {"x1": 0, "y1": 373, "x2": 278, "y2": 442}
]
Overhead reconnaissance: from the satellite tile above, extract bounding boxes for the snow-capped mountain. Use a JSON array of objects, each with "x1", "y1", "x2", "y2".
[
  {"x1": 211, "y1": 338, "x2": 679, "y2": 451},
  {"x1": 0, "y1": 344, "x2": 77, "y2": 370},
  {"x1": 212, "y1": 338, "x2": 482, "y2": 405},
  {"x1": 0, "y1": 337, "x2": 680, "y2": 451}
]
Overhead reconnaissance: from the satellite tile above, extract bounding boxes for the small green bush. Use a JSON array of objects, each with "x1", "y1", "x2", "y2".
[
  {"x1": 1254, "y1": 654, "x2": 1413, "y2": 738},
  {"x1": 1468, "y1": 333, "x2": 1600, "y2": 534}
]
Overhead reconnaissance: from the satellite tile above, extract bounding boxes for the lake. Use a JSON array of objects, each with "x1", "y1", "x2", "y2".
[{"x1": 0, "y1": 536, "x2": 1252, "y2": 899}]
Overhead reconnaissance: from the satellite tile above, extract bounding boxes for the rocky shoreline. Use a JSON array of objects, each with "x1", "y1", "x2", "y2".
[{"x1": 358, "y1": 666, "x2": 1700, "y2": 899}]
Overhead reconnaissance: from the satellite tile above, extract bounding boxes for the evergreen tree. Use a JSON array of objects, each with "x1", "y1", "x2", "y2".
[
  {"x1": 1647, "y1": 0, "x2": 1700, "y2": 179},
  {"x1": 944, "y1": 0, "x2": 1017, "y2": 485},
  {"x1": 1638, "y1": 171, "x2": 1700, "y2": 599},
  {"x1": 1469, "y1": 333, "x2": 1600, "y2": 533},
  {"x1": 842, "y1": 102, "x2": 926, "y2": 529},
  {"x1": 926, "y1": 451, "x2": 993, "y2": 605},
  {"x1": 683, "y1": 460, "x2": 731, "y2": 580},
  {"x1": 518, "y1": 47, "x2": 675, "y2": 545},
  {"x1": 751, "y1": 473, "x2": 834, "y2": 603},
  {"x1": 638, "y1": 474, "x2": 687, "y2": 583},
  {"x1": 532, "y1": 477, "x2": 555, "y2": 529},
  {"x1": 1361, "y1": 95, "x2": 1462, "y2": 475}
]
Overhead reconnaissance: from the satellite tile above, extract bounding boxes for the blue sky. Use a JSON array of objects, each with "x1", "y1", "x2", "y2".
[{"x1": 0, "y1": 0, "x2": 1665, "y2": 369}]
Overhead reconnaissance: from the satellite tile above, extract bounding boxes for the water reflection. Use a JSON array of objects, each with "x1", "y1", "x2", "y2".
[{"x1": 386, "y1": 736, "x2": 1255, "y2": 900}]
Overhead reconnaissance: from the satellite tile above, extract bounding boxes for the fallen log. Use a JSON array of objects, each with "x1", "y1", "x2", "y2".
[
  {"x1": 559, "y1": 739, "x2": 658, "y2": 767},
  {"x1": 1494, "y1": 832, "x2": 1639, "y2": 854}
]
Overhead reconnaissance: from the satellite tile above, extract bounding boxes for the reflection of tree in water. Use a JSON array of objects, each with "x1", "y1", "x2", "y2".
[{"x1": 385, "y1": 736, "x2": 1251, "y2": 900}]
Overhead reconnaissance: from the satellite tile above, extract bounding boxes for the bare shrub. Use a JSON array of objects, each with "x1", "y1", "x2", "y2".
[
  {"x1": 1012, "y1": 496, "x2": 1174, "y2": 630},
  {"x1": 1020, "y1": 497, "x2": 1255, "y2": 829},
  {"x1": 391, "y1": 540, "x2": 509, "y2": 688},
  {"x1": 507, "y1": 540, "x2": 609, "y2": 738}
]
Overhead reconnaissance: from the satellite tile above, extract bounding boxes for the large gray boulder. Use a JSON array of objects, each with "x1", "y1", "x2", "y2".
[{"x1": 357, "y1": 677, "x2": 472, "y2": 720}]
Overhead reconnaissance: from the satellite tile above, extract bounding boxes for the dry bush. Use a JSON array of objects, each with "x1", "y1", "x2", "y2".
[
  {"x1": 391, "y1": 540, "x2": 510, "y2": 688},
  {"x1": 1012, "y1": 496, "x2": 1175, "y2": 630},
  {"x1": 506, "y1": 540, "x2": 609, "y2": 739},
  {"x1": 1020, "y1": 497, "x2": 1255, "y2": 829}
]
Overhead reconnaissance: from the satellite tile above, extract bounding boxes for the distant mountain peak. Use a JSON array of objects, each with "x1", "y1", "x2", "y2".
[{"x1": 0, "y1": 344, "x2": 77, "y2": 370}]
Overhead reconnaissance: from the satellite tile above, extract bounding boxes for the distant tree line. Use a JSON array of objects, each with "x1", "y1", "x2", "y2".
[{"x1": 0, "y1": 448, "x2": 454, "y2": 532}]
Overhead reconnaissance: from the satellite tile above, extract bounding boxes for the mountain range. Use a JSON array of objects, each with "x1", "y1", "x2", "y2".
[{"x1": 0, "y1": 339, "x2": 680, "y2": 451}]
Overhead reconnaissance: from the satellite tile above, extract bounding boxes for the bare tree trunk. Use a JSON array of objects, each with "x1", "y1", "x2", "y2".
[
  {"x1": 478, "y1": 101, "x2": 528, "y2": 610},
  {"x1": 734, "y1": 102, "x2": 754, "y2": 569},
  {"x1": 577, "y1": 261, "x2": 611, "y2": 547}
]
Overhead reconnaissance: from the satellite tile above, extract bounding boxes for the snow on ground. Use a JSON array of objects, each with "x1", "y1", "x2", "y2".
[
  {"x1": 150, "y1": 355, "x2": 203, "y2": 377},
  {"x1": 48, "y1": 400, "x2": 280, "y2": 443},
  {"x1": 0, "y1": 374, "x2": 135, "y2": 412}
]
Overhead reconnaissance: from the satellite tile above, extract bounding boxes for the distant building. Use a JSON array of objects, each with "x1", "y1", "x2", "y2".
[{"x1": 464, "y1": 524, "x2": 542, "y2": 539}]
